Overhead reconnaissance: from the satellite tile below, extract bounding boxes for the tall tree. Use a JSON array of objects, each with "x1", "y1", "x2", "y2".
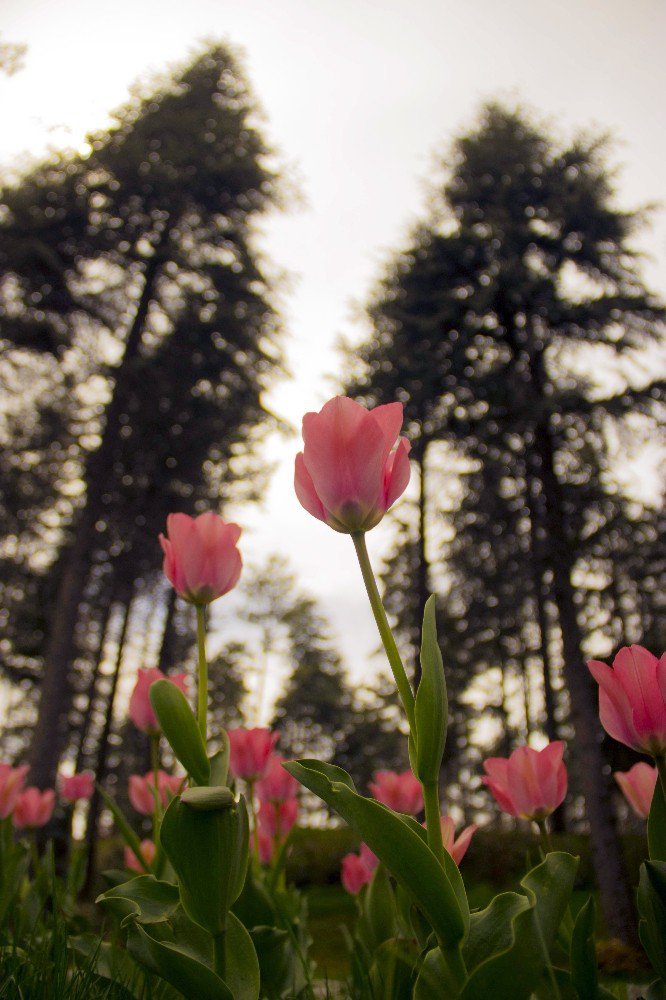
[
  {"x1": 344, "y1": 103, "x2": 665, "y2": 939},
  {"x1": 0, "y1": 44, "x2": 285, "y2": 787}
]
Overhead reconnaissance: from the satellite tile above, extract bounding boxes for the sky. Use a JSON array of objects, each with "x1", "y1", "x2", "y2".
[{"x1": 2, "y1": 0, "x2": 665, "y2": 715}]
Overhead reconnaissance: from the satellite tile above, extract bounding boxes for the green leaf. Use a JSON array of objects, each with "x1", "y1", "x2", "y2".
[
  {"x1": 128, "y1": 922, "x2": 233, "y2": 1000},
  {"x1": 570, "y1": 896, "x2": 598, "y2": 999},
  {"x1": 210, "y1": 735, "x2": 230, "y2": 785},
  {"x1": 284, "y1": 758, "x2": 468, "y2": 979},
  {"x1": 413, "y1": 595, "x2": 448, "y2": 783},
  {"x1": 160, "y1": 792, "x2": 249, "y2": 935},
  {"x1": 180, "y1": 786, "x2": 235, "y2": 810},
  {"x1": 648, "y1": 774, "x2": 666, "y2": 862},
  {"x1": 646, "y1": 980, "x2": 666, "y2": 1000},
  {"x1": 638, "y1": 860, "x2": 666, "y2": 980},
  {"x1": 456, "y1": 852, "x2": 578, "y2": 1000},
  {"x1": 96, "y1": 875, "x2": 180, "y2": 928},
  {"x1": 365, "y1": 864, "x2": 399, "y2": 947},
  {"x1": 95, "y1": 784, "x2": 150, "y2": 868},
  {"x1": 150, "y1": 679, "x2": 210, "y2": 786},
  {"x1": 369, "y1": 938, "x2": 420, "y2": 998}
]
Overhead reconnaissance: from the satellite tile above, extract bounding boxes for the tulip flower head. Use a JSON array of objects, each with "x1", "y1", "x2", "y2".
[
  {"x1": 295, "y1": 396, "x2": 411, "y2": 533},
  {"x1": 439, "y1": 816, "x2": 477, "y2": 865},
  {"x1": 228, "y1": 728, "x2": 279, "y2": 782},
  {"x1": 0, "y1": 763, "x2": 29, "y2": 819},
  {"x1": 588, "y1": 645, "x2": 666, "y2": 756},
  {"x1": 483, "y1": 742, "x2": 567, "y2": 821},
  {"x1": 129, "y1": 771, "x2": 185, "y2": 816},
  {"x1": 615, "y1": 762, "x2": 658, "y2": 819},
  {"x1": 60, "y1": 771, "x2": 94, "y2": 802},
  {"x1": 125, "y1": 839, "x2": 156, "y2": 873},
  {"x1": 258, "y1": 798, "x2": 299, "y2": 840},
  {"x1": 128, "y1": 668, "x2": 189, "y2": 735},
  {"x1": 341, "y1": 844, "x2": 379, "y2": 895},
  {"x1": 12, "y1": 787, "x2": 55, "y2": 829},
  {"x1": 369, "y1": 769, "x2": 424, "y2": 815},
  {"x1": 255, "y1": 754, "x2": 299, "y2": 803},
  {"x1": 160, "y1": 512, "x2": 242, "y2": 605}
]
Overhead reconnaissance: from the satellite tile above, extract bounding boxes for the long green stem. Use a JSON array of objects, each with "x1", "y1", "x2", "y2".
[
  {"x1": 423, "y1": 781, "x2": 445, "y2": 865},
  {"x1": 151, "y1": 734, "x2": 161, "y2": 842},
  {"x1": 351, "y1": 532, "x2": 415, "y2": 732},
  {"x1": 247, "y1": 781, "x2": 259, "y2": 863},
  {"x1": 196, "y1": 604, "x2": 208, "y2": 745},
  {"x1": 213, "y1": 929, "x2": 226, "y2": 980},
  {"x1": 537, "y1": 818, "x2": 554, "y2": 856},
  {"x1": 656, "y1": 755, "x2": 666, "y2": 808}
]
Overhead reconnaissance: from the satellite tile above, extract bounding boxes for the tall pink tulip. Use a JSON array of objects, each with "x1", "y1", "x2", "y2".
[
  {"x1": 483, "y1": 742, "x2": 567, "y2": 821},
  {"x1": 12, "y1": 787, "x2": 55, "y2": 829},
  {"x1": 228, "y1": 728, "x2": 279, "y2": 782},
  {"x1": 341, "y1": 844, "x2": 379, "y2": 894},
  {"x1": 587, "y1": 645, "x2": 666, "y2": 756},
  {"x1": 0, "y1": 764, "x2": 29, "y2": 819},
  {"x1": 160, "y1": 512, "x2": 242, "y2": 605},
  {"x1": 438, "y1": 816, "x2": 477, "y2": 865},
  {"x1": 60, "y1": 772, "x2": 94, "y2": 802},
  {"x1": 128, "y1": 668, "x2": 189, "y2": 735},
  {"x1": 258, "y1": 798, "x2": 299, "y2": 840},
  {"x1": 615, "y1": 762, "x2": 658, "y2": 819},
  {"x1": 294, "y1": 396, "x2": 411, "y2": 533},
  {"x1": 369, "y1": 769, "x2": 424, "y2": 815}
]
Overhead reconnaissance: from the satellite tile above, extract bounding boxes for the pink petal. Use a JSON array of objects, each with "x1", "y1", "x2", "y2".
[
  {"x1": 588, "y1": 658, "x2": 641, "y2": 750},
  {"x1": 295, "y1": 452, "x2": 328, "y2": 522}
]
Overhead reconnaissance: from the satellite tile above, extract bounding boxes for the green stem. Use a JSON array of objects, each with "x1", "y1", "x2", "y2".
[
  {"x1": 247, "y1": 781, "x2": 260, "y2": 863},
  {"x1": 196, "y1": 604, "x2": 208, "y2": 746},
  {"x1": 423, "y1": 781, "x2": 445, "y2": 865},
  {"x1": 213, "y1": 929, "x2": 226, "y2": 980},
  {"x1": 536, "y1": 818, "x2": 554, "y2": 856},
  {"x1": 29, "y1": 831, "x2": 40, "y2": 876},
  {"x1": 351, "y1": 532, "x2": 415, "y2": 732},
  {"x1": 656, "y1": 755, "x2": 666, "y2": 808},
  {"x1": 151, "y1": 733, "x2": 161, "y2": 842}
]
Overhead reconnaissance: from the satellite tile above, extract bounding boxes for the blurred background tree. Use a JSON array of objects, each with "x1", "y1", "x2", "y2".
[
  {"x1": 343, "y1": 102, "x2": 666, "y2": 940},
  {"x1": 0, "y1": 43, "x2": 286, "y2": 791}
]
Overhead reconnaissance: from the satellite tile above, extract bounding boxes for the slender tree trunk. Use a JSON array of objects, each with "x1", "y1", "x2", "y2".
[
  {"x1": 74, "y1": 582, "x2": 119, "y2": 772},
  {"x1": 524, "y1": 351, "x2": 636, "y2": 942},
  {"x1": 29, "y1": 238, "x2": 168, "y2": 789},
  {"x1": 83, "y1": 588, "x2": 133, "y2": 894}
]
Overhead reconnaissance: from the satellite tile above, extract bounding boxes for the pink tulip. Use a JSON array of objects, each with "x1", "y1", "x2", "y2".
[
  {"x1": 228, "y1": 728, "x2": 279, "y2": 782},
  {"x1": 369, "y1": 769, "x2": 424, "y2": 815},
  {"x1": 128, "y1": 668, "x2": 189, "y2": 735},
  {"x1": 0, "y1": 764, "x2": 29, "y2": 819},
  {"x1": 124, "y1": 839, "x2": 156, "y2": 873},
  {"x1": 439, "y1": 816, "x2": 477, "y2": 865},
  {"x1": 341, "y1": 843, "x2": 379, "y2": 895},
  {"x1": 160, "y1": 512, "x2": 242, "y2": 605},
  {"x1": 12, "y1": 787, "x2": 55, "y2": 829},
  {"x1": 294, "y1": 396, "x2": 411, "y2": 534},
  {"x1": 254, "y1": 828, "x2": 274, "y2": 865},
  {"x1": 258, "y1": 798, "x2": 299, "y2": 840},
  {"x1": 483, "y1": 742, "x2": 567, "y2": 821},
  {"x1": 615, "y1": 762, "x2": 658, "y2": 819},
  {"x1": 60, "y1": 772, "x2": 94, "y2": 802},
  {"x1": 255, "y1": 754, "x2": 299, "y2": 803},
  {"x1": 588, "y1": 646, "x2": 666, "y2": 756},
  {"x1": 128, "y1": 771, "x2": 185, "y2": 815}
]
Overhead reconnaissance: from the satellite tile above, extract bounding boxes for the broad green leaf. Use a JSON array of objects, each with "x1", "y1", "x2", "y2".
[
  {"x1": 638, "y1": 860, "x2": 666, "y2": 980},
  {"x1": 570, "y1": 897, "x2": 598, "y2": 999},
  {"x1": 128, "y1": 922, "x2": 233, "y2": 1000},
  {"x1": 160, "y1": 792, "x2": 249, "y2": 935},
  {"x1": 150, "y1": 679, "x2": 210, "y2": 786},
  {"x1": 210, "y1": 735, "x2": 230, "y2": 785},
  {"x1": 460, "y1": 852, "x2": 577, "y2": 999},
  {"x1": 413, "y1": 595, "x2": 448, "y2": 783},
  {"x1": 365, "y1": 864, "x2": 398, "y2": 947},
  {"x1": 649, "y1": 775, "x2": 666, "y2": 862},
  {"x1": 284, "y1": 758, "x2": 468, "y2": 980},
  {"x1": 221, "y1": 912, "x2": 261, "y2": 1000},
  {"x1": 250, "y1": 926, "x2": 308, "y2": 999},
  {"x1": 180, "y1": 785, "x2": 234, "y2": 810},
  {"x1": 96, "y1": 875, "x2": 180, "y2": 928}
]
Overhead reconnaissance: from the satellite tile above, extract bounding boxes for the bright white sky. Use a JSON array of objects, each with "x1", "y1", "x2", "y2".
[{"x1": 2, "y1": 0, "x2": 665, "y2": 716}]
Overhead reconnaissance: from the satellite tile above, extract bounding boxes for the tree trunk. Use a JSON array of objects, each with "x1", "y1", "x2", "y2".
[
  {"x1": 83, "y1": 589, "x2": 132, "y2": 894},
  {"x1": 29, "y1": 239, "x2": 167, "y2": 789},
  {"x1": 74, "y1": 581, "x2": 119, "y2": 772},
  {"x1": 525, "y1": 352, "x2": 636, "y2": 942}
]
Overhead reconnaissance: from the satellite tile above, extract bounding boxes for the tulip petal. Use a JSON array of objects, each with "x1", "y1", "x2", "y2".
[
  {"x1": 588, "y1": 658, "x2": 641, "y2": 751},
  {"x1": 294, "y1": 452, "x2": 327, "y2": 522}
]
